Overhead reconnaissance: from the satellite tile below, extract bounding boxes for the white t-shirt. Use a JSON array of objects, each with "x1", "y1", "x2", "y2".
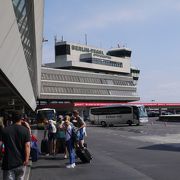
[{"x1": 49, "y1": 120, "x2": 57, "y2": 133}]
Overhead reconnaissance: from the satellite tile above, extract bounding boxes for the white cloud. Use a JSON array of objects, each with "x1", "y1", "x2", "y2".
[{"x1": 76, "y1": 9, "x2": 145, "y2": 30}]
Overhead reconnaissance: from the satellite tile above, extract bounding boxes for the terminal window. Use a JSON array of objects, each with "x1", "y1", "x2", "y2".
[{"x1": 55, "y1": 44, "x2": 70, "y2": 56}]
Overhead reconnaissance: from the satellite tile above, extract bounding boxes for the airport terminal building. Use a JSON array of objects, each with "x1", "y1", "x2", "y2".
[
  {"x1": 0, "y1": 0, "x2": 44, "y2": 112},
  {"x1": 40, "y1": 41, "x2": 140, "y2": 111},
  {"x1": 0, "y1": 1, "x2": 140, "y2": 115}
]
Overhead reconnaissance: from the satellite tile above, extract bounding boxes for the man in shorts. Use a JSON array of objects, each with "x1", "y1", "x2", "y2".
[
  {"x1": 1, "y1": 111, "x2": 30, "y2": 180},
  {"x1": 72, "y1": 110, "x2": 86, "y2": 148}
]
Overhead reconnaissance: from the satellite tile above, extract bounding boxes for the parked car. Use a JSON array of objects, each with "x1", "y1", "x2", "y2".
[{"x1": 147, "y1": 111, "x2": 159, "y2": 117}]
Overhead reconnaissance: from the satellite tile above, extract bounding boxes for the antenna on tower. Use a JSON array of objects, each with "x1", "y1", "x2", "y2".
[
  {"x1": 85, "y1": 34, "x2": 87, "y2": 45},
  {"x1": 61, "y1": 35, "x2": 64, "y2": 42},
  {"x1": 54, "y1": 35, "x2": 57, "y2": 43}
]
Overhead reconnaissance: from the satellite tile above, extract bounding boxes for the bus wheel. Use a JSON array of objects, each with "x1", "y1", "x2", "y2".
[
  {"x1": 127, "y1": 120, "x2": 132, "y2": 126},
  {"x1": 101, "y1": 121, "x2": 107, "y2": 127},
  {"x1": 136, "y1": 123, "x2": 140, "y2": 126}
]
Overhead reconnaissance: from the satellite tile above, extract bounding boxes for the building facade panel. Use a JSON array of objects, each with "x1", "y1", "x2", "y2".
[
  {"x1": 40, "y1": 93, "x2": 139, "y2": 101},
  {"x1": 42, "y1": 67, "x2": 134, "y2": 82},
  {"x1": 41, "y1": 80, "x2": 137, "y2": 91},
  {"x1": 0, "y1": 0, "x2": 44, "y2": 110},
  {"x1": 34, "y1": 0, "x2": 44, "y2": 97},
  {"x1": 40, "y1": 67, "x2": 139, "y2": 102}
]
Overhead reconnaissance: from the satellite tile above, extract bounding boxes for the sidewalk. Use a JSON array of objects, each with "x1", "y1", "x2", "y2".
[{"x1": 29, "y1": 153, "x2": 94, "y2": 180}]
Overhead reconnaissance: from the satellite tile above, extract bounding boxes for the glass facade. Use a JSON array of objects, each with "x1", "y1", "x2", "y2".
[
  {"x1": 12, "y1": 0, "x2": 37, "y2": 97},
  {"x1": 107, "y1": 49, "x2": 131, "y2": 58},
  {"x1": 80, "y1": 58, "x2": 123, "y2": 68}
]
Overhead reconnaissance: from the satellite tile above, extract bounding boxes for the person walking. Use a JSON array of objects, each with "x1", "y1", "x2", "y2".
[
  {"x1": 1, "y1": 111, "x2": 31, "y2": 180},
  {"x1": 64, "y1": 115, "x2": 76, "y2": 168}
]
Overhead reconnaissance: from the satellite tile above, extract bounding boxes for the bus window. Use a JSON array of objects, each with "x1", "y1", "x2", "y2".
[
  {"x1": 36, "y1": 108, "x2": 56, "y2": 123},
  {"x1": 138, "y1": 106, "x2": 148, "y2": 118}
]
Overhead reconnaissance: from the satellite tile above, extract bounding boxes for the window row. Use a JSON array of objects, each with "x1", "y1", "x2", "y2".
[
  {"x1": 91, "y1": 106, "x2": 132, "y2": 115},
  {"x1": 113, "y1": 80, "x2": 134, "y2": 86},
  {"x1": 42, "y1": 73, "x2": 135, "y2": 87},
  {"x1": 109, "y1": 90, "x2": 137, "y2": 96},
  {"x1": 42, "y1": 73, "x2": 102, "y2": 84},
  {"x1": 42, "y1": 86, "x2": 109, "y2": 95},
  {"x1": 80, "y1": 58, "x2": 123, "y2": 68},
  {"x1": 42, "y1": 86, "x2": 136, "y2": 97}
]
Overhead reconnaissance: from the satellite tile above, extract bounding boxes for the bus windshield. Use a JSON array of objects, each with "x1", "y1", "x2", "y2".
[
  {"x1": 37, "y1": 109, "x2": 56, "y2": 122},
  {"x1": 138, "y1": 106, "x2": 148, "y2": 118}
]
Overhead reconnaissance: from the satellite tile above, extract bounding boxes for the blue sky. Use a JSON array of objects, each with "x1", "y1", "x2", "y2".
[{"x1": 43, "y1": 0, "x2": 180, "y2": 102}]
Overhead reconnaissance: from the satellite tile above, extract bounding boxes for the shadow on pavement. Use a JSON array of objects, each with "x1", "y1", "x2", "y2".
[
  {"x1": 31, "y1": 164, "x2": 65, "y2": 169},
  {"x1": 139, "y1": 143, "x2": 180, "y2": 152},
  {"x1": 38, "y1": 156, "x2": 65, "y2": 161}
]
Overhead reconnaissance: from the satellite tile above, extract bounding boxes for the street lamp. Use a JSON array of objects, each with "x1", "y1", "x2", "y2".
[{"x1": 42, "y1": 38, "x2": 48, "y2": 42}]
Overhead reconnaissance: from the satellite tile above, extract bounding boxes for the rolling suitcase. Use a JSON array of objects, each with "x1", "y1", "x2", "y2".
[
  {"x1": 31, "y1": 148, "x2": 39, "y2": 162},
  {"x1": 76, "y1": 147, "x2": 92, "y2": 163},
  {"x1": 41, "y1": 139, "x2": 49, "y2": 154}
]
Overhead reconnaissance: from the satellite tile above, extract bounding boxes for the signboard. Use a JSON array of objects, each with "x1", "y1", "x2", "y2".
[{"x1": 74, "y1": 102, "x2": 180, "y2": 107}]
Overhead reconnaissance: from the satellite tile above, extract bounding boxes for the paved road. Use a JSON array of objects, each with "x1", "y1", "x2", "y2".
[{"x1": 29, "y1": 119, "x2": 180, "y2": 180}]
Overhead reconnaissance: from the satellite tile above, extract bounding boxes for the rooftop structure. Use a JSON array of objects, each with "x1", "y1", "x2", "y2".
[{"x1": 46, "y1": 41, "x2": 133, "y2": 75}]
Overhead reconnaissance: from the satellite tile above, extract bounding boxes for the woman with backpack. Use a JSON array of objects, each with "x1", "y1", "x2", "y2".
[{"x1": 56, "y1": 115, "x2": 67, "y2": 158}]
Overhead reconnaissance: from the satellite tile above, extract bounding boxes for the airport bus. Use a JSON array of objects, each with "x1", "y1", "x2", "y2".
[
  {"x1": 89, "y1": 104, "x2": 148, "y2": 126},
  {"x1": 36, "y1": 108, "x2": 57, "y2": 128}
]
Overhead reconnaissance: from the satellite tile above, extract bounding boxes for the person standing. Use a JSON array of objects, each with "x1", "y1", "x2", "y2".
[
  {"x1": 56, "y1": 115, "x2": 67, "y2": 158},
  {"x1": 44, "y1": 119, "x2": 57, "y2": 155},
  {"x1": 64, "y1": 115, "x2": 76, "y2": 168},
  {"x1": 1, "y1": 111, "x2": 31, "y2": 180},
  {"x1": 72, "y1": 110, "x2": 86, "y2": 148}
]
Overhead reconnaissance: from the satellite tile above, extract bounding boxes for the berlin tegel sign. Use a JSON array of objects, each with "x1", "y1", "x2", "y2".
[{"x1": 74, "y1": 102, "x2": 180, "y2": 107}]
